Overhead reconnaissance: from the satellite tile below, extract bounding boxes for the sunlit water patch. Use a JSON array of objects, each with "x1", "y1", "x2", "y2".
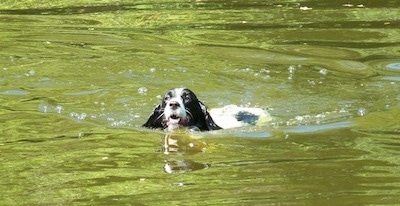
[{"x1": 0, "y1": 89, "x2": 31, "y2": 96}]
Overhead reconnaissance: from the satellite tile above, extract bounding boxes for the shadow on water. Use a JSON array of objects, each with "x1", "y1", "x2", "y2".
[{"x1": 1, "y1": 0, "x2": 400, "y2": 205}]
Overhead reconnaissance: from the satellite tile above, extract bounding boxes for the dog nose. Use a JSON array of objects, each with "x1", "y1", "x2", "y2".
[{"x1": 169, "y1": 101, "x2": 180, "y2": 109}]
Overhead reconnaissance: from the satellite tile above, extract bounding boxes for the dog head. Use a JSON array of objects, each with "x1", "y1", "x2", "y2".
[{"x1": 143, "y1": 88, "x2": 221, "y2": 131}]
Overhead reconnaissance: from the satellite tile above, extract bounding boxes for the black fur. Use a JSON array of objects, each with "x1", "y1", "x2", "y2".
[{"x1": 143, "y1": 88, "x2": 221, "y2": 131}]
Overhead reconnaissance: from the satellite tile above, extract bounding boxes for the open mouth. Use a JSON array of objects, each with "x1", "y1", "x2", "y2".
[{"x1": 167, "y1": 114, "x2": 181, "y2": 125}]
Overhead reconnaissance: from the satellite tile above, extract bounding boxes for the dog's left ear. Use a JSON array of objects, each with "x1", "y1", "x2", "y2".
[
  {"x1": 199, "y1": 101, "x2": 222, "y2": 130},
  {"x1": 142, "y1": 104, "x2": 164, "y2": 129}
]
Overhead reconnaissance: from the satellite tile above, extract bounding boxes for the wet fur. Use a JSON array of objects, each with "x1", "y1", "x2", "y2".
[{"x1": 143, "y1": 88, "x2": 221, "y2": 131}]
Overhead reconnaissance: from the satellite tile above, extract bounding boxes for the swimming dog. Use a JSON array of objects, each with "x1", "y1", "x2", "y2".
[
  {"x1": 142, "y1": 88, "x2": 222, "y2": 131},
  {"x1": 143, "y1": 88, "x2": 272, "y2": 132}
]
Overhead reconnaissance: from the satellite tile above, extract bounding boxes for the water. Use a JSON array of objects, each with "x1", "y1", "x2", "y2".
[{"x1": 1, "y1": 0, "x2": 400, "y2": 205}]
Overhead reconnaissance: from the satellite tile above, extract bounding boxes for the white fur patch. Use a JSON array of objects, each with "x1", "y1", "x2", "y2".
[{"x1": 209, "y1": 105, "x2": 272, "y2": 129}]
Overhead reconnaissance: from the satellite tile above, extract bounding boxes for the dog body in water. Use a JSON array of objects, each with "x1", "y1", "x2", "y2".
[{"x1": 143, "y1": 88, "x2": 271, "y2": 131}]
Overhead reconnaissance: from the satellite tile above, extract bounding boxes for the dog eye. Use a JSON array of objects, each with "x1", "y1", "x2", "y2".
[
  {"x1": 164, "y1": 95, "x2": 171, "y2": 101},
  {"x1": 182, "y1": 94, "x2": 191, "y2": 102}
]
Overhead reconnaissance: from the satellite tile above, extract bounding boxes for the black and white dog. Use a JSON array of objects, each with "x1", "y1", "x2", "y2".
[
  {"x1": 143, "y1": 88, "x2": 222, "y2": 131},
  {"x1": 143, "y1": 88, "x2": 272, "y2": 132}
]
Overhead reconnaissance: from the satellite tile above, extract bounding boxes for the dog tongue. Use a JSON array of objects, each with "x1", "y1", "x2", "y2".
[{"x1": 167, "y1": 116, "x2": 180, "y2": 125}]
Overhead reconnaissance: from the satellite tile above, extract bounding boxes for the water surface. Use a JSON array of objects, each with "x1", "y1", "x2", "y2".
[{"x1": 1, "y1": 0, "x2": 400, "y2": 205}]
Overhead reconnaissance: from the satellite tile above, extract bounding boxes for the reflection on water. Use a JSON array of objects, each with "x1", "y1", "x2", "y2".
[
  {"x1": 161, "y1": 132, "x2": 210, "y2": 174},
  {"x1": 1, "y1": 0, "x2": 400, "y2": 205}
]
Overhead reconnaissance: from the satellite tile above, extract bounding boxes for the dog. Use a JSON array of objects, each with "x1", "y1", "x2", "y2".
[{"x1": 142, "y1": 88, "x2": 222, "y2": 131}]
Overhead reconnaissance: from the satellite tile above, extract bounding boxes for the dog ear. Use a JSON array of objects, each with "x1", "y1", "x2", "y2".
[
  {"x1": 142, "y1": 104, "x2": 164, "y2": 129},
  {"x1": 199, "y1": 101, "x2": 222, "y2": 130}
]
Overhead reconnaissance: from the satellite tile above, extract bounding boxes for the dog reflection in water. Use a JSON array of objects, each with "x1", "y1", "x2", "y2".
[
  {"x1": 162, "y1": 131, "x2": 207, "y2": 154},
  {"x1": 164, "y1": 159, "x2": 210, "y2": 174},
  {"x1": 162, "y1": 131, "x2": 210, "y2": 174}
]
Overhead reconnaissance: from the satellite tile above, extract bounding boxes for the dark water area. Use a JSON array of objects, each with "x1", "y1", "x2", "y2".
[{"x1": 1, "y1": 0, "x2": 400, "y2": 205}]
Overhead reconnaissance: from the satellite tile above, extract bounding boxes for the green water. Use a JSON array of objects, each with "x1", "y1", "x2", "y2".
[{"x1": 1, "y1": 0, "x2": 400, "y2": 205}]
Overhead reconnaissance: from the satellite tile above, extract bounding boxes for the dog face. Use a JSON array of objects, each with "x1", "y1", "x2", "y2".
[{"x1": 143, "y1": 88, "x2": 221, "y2": 131}]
